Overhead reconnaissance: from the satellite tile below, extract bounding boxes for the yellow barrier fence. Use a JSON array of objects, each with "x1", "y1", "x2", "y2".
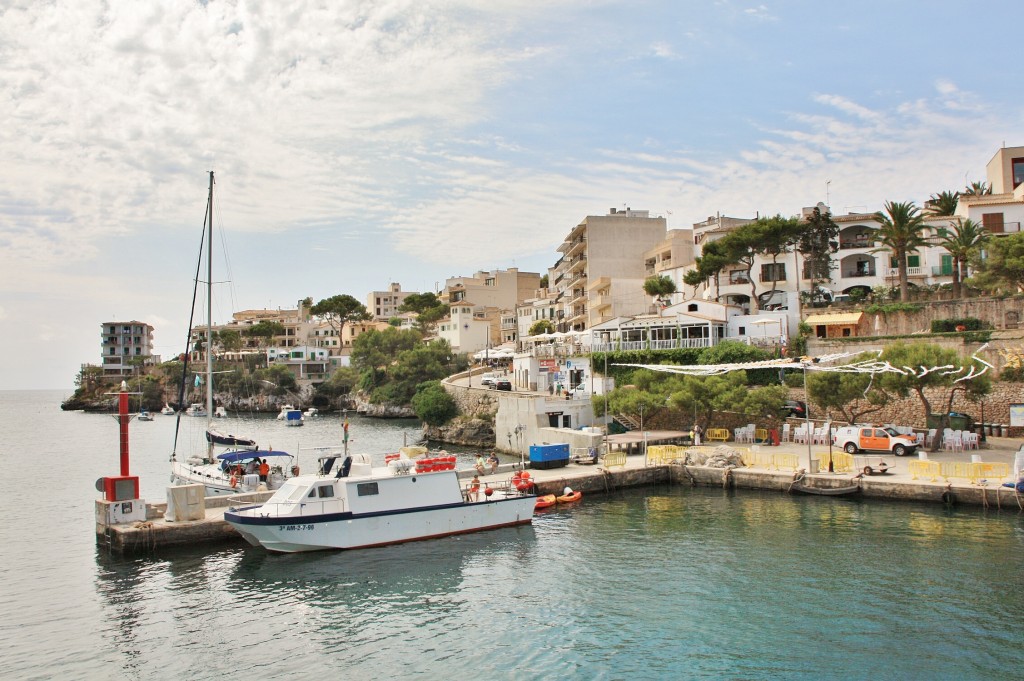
[
  {"x1": 939, "y1": 461, "x2": 1011, "y2": 483},
  {"x1": 706, "y1": 428, "x2": 730, "y2": 442},
  {"x1": 603, "y1": 451, "x2": 627, "y2": 468},
  {"x1": 773, "y1": 453, "x2": 800, "y2": 471},
  {"x1": 742, "y1": 448, "x2": 774, "y2": 468},
  {"x1": 909, "y1": 460, "x2": 941, "y2": 481},
  {"x1": 814, "y1": 452, "x2": 854, "y2": 473}
]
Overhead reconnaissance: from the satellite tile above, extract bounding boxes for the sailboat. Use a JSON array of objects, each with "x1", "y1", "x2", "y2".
[{"x1": 169, "y1": 172, "x2": 294, "y2": 496}]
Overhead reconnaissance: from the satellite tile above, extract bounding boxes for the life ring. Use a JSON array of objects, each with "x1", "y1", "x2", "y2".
[{"x1": 230, "y1": 475, "x2": 238, "y2": 488}]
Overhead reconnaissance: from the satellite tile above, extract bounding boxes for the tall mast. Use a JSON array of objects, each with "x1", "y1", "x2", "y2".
[{"x1": 205, "y1": 171, "x2": 215, "y2": 438}]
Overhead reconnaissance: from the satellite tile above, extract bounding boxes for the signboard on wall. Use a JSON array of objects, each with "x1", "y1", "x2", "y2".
[
  {"x1": 539, "y1": 359, "x2": 556, "y2": 372},
  {"x1": 1010, "y1": 404, "x2": 1024, "y2": 427}
]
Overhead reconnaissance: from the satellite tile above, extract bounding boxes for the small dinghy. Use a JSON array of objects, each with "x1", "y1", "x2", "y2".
[
  {"x1": 535, "y1": 494, "x2": 556, "y2": 510},
  {"x1": 556, "y1": 488, "x2": 583, "y2": 503}
]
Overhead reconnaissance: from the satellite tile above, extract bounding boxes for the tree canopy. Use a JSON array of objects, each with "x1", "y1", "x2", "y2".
[
  {"x1": 797, "y1": 207, "x2": 839, "y2": 301},
  {"x1": 528, "y1": 319, "x2": 555, "y2": 336},
  {"x1": 310, "y1": 294, "x2": 371, "y2": 335},
  {"x1": 874, "y1": 342, "x2": 991, "y2": 449},
  {"x1": 397, "y1": 292, "x2": 448, "y2": 331},
  {"x1": 642, "y1": 275, "x2": 677, "y2": 307},
  {"x1": 967, "y1": 231, "x2": 1024, "y2": 294}
]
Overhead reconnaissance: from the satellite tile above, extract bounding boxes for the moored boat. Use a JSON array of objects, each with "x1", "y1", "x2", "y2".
[
  {"x1": 137, "y1": 409, "x2": 153, "y2": 422},
  {"x1": 184, "y1": 403, "x2": 207, "y2": 417},
  {"x1": 225, "y1": 451, "x2": 536, "y2": 553},
  {"x1": 556, "y1": 489, "x2": 583, "y2": 503},
  {"x1": 277, "y1": 405, "x2": 304, "y2": 426},
  {"x1": 790, "y1": 482, "x2": 861, "y2": 496},
  {"x1": 160, "y1": 403, "x2": 175, "y2": 415},
  {"x1": 535, "y1": 494, "x2": 556, "y2": 509}
]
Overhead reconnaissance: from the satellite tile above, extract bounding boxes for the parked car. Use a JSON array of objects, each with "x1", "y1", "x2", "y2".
[
  {"x1": 480, "y1": 373, "x2": 497, "y2": 387},
  {"x1": 495, "y1": 379, "x2": 512, "y2": 391},
  {"x1": 781, "y1": 400, "x2": 806, "y2": 418},
  {"x1": 832, "y1": 425, "x2": 919, "y2": 457}
]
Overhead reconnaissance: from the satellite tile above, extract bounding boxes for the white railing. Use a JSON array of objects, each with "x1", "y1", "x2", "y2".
[
  {"x1": 886, "y1": 266, "x2": 925, "y2": 277},
  {"x1": 590, "y1": 338, "x2": 712, "y2": 353}
]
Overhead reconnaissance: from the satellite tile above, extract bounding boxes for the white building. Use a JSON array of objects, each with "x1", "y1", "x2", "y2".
[
  {"x1": 436, "y1": 302, "x2": 492, "y2": 354},
  {"x1": 957, "y1": 145, "x2": 1024, "y2": 234}
]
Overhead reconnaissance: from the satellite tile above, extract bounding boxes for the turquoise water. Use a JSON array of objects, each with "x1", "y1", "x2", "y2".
[{"x1": 2, "y1": 391, "x2": 1023, "y2": 679}]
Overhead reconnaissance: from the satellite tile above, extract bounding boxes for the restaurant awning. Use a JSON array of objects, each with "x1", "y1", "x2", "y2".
[{"x1": 803, "y1": 312, "x2": 864, "y2": 326}]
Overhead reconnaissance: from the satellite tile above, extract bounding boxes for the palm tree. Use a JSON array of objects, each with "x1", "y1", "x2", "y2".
[
  {"x1": 925, "y1": 190, "x2": 958, "y2": 216},
  {"x1": 962, "y1": 181, "x2": 992, "y2": 196},
  {"x1": 873, "y1": 201, "x2": 927, "y2": 301},
  {"x1": 937, "y1": 218, "x2": 988, "y2": 298}
]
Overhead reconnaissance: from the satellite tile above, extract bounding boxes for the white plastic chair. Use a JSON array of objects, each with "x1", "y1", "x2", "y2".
[
  {"x1": 793, "y1": 424, "x2": 808, "y2": 444},
  {"x1": 781, "y1": 423, "x2": 791, "y2": 443}
]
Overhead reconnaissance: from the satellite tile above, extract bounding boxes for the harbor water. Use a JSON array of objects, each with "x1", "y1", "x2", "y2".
[{"x1": 2, "y1": 390, "x2": 1023, "y2": 680}]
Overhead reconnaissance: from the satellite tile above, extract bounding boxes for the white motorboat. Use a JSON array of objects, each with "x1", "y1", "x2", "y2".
[
  {"x1": 304, "y1": 407, "x2": 318, "y2": 418},
  {"x1": 214, "y1": 406, "x2": 228, "y2": 418},
  {"x1": 137, "y1": 409, "x2": 154, "y2": 422},
  {"x1": 277, "y1": 405, "x2": 304, "y2": 426},
  {"x1": 169, "y1": 173, "x2": 294, "y2": 496},
  {"x1": 160, "y1": 403, "x2": 175, "y2": 415},
  {"x1": 225, "y1": 451, "x2": 535, "y2": 553},
  {"x1": 184, "y1": 403, "x2": 207, "y2": 417}
]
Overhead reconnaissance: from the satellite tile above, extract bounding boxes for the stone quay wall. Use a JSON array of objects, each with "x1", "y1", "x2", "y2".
[{"x1": 442, "y1": 372, "x2": 500, "y2": 419}]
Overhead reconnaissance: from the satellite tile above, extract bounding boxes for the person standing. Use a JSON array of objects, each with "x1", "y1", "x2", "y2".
[
  {"x1": 258, "y1": 458, "x2": 270, "y2": 482},
  {"x1": 693, "y1": 424, "x2": 703, "y2": 446}
]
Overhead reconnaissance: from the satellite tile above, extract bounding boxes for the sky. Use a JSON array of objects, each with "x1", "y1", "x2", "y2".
[{"x1": 1, "y1": 0, "x2": 1021, "y2": 390}]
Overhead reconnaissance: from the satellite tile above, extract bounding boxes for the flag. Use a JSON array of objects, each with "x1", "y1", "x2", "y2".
[{"x1": 194, "y1": 375, "x2": 202, "y2": 387}]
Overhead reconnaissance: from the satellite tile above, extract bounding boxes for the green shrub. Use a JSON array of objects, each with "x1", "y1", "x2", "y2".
[
  {"x1": 999, "y1": 365, "x2": 1024, "y2": 382},
  {"x1": 930, "y1": 318, "x2": 985, "y2": 332},
  {"x1": 411, "y1": 381, "x2": 458, "y2": 426}
]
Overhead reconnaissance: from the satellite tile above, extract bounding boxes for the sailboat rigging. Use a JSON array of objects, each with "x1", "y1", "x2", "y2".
[{"x1": 169, "y1": 172, "x2": 294, "y2": 496}]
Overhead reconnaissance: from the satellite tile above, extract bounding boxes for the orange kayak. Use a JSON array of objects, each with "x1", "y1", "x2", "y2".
[
  {"x1": 534, "y1": 494, "x2": 556, "y2": 510},
  {"x1": 556, "y1": 491, "x2": 582, "y2": 504}
]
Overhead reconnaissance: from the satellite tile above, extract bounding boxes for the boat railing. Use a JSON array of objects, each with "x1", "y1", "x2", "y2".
[{"x1": 240, "y1": 498, "x2": 348, "y2": 518}]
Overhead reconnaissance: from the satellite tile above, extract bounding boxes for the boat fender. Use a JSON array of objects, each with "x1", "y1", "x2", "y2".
[{"x1": 291, "y1": 466, "x2": 300, "y2": 477}]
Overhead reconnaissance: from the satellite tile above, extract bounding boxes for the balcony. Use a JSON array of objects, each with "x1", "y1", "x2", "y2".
[
  {"x1": 931, "y1": 265, "x2": 954, "y2": 276},
  {"x1": 886, "y1": 267, "x2": 926, "y2": 278},
  {"x1": 984, "y1": 221, "x2": 1021, "y2": 234},
  {"x1": 843, "y1": 269, "x2": 877, "y2": 278}
]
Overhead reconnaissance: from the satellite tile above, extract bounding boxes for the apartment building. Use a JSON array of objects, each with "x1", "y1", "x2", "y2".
[
  {"x1": 551, "y1": 208, "x2": 667, "y2": 332},
  {"x1": 366, "y1": 283, "x2": 417, "y2": 321},
  {"x1": 100, "y1": 321, "x2": 157, "y2": 376},
  {"x1": 688, "y1": 205, "x2": 958, "y2": 312},
  {"x1": 440, "y1": 268, "x2": 541, "y2": 350}
]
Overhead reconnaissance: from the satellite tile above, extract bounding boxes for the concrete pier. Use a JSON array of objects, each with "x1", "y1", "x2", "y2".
[{"x1": 96, "y1": 439, "x2": 1023, "y2": 553}]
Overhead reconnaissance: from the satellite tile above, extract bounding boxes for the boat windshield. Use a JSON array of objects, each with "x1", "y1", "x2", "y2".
[{"x1": 271, "y1": 480, "x2": 311, "y2": 503}]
